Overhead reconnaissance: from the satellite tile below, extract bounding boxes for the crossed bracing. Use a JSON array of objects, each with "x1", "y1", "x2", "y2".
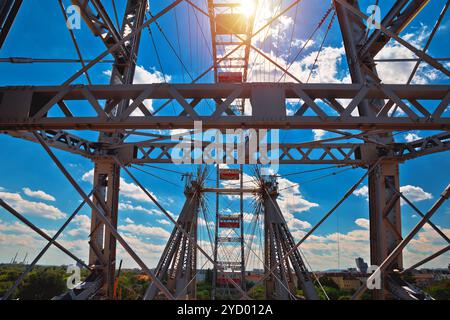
[{"x1": 0, "y1": 0, "x2": 450, "y2": 300}]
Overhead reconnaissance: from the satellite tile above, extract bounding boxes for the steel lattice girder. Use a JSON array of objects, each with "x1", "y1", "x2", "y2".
[
  {"x1": 116, "y1": 132, "x2": 450, "y2": 164},
  {"x1": 0, "y1": 83, "x2": 449, "y2": 130},
  {"x1": 5, "y1": 130, "x2": 101, "y2": 156}
]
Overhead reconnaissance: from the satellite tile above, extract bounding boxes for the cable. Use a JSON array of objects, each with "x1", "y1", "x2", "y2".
[
  {"x1": 278, "y1": 167, "x2": 355, "y2": 193},
  {"x1": 130, "y1": 165, "x2": 182, "y2": 188},
  {"x1": 57, "y1": 0, "x2": 92, "y2": 85},
  {"x1": 278, "y1": 5, "x2": 333, "y2": 82},
  {"x1": 111, "y1": 0, "x2": 121, "y2": 30},
  {"x1": 306, "y1": 12, "x2": 336, "y2": 83},
  {"x1": 146, "y1": 22, "x2": 176, "y2": 114},
  {"x1": 278, "y1": 165, "x2": 349, "y2": 178},
  {"x1": 146, "y1": 11, "x2": 194, "y2": 81},
  {"x1": 141, "y1": 164, "x2": 187, "y2": 175}
]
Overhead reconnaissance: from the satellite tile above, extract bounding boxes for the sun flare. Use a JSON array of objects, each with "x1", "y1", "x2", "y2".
[{"x1": 238, "y1": 0, "x2": 257, "y2": 17}]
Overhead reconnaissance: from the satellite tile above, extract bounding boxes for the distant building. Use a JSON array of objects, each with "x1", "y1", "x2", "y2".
[
  {"x1": 329, "y1": 275, "x2": 364, "y2": 291},
  {"x1": 355, "y1": 257, "x2": 368, "y2": 273}
]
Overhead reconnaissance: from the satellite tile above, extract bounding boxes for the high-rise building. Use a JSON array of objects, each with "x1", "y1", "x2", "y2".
[{"x1": 355, "y1": 257, "x2": 368, "y2": 273}]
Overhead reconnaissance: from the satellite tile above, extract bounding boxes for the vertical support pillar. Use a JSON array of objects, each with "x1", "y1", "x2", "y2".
[
  {"x1": 368, "y1": 160, "x2": 402, "y2": 299},
  {"x1": 262, "y1": 177, "x2": 319, "y2": 300},
  {"x1": 144, "y1": 177, "x2": 200, "y2": 300},
  {"x1": 89, "y1": 159, "x2": 121, "y2": 298},
  {"x1": 81, "y1": 0, "x2": 147, "y2": 299},
  {"x1": 335, "y1": 0, "x2": 404, "y2": 299},
  {"x1": 212, "y1": 166, "x2": 219, "y2": 299},
  {"x1": 239, "y1": 164, "x2": 246, "y2": 291}
]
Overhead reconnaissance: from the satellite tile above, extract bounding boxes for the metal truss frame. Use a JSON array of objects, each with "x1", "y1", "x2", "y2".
[
  {"x1": 0, "y1": 0, "x2": 449, "y2": 301},
  {"x1": 118, "y1": 131, "x2": 450, "y2": 165},
  {"x1": 0, "y1": 83, "x2": 449, "y2": 131}
]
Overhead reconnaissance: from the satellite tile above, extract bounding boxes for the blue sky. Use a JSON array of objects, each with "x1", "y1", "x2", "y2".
[{"x1": 0, "y1": 0, "x2": 449, "y2": 271}]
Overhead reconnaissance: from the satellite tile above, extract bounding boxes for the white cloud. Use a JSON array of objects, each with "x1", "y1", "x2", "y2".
[
  {"x1": 287, "y1": 218, "x2": 312, "y2": 231},
  {"x1": 404, "y1": 132, "x2": 421, "y2": 143},
  {"x1": 133, "y1": 65, "x2": 170, "y2": 84},
  {"x1": 22, "y1": 187, "x2": 56, "y2": 202},
  {"x1": 0, "y1": 191, "x2": 66, "y2": 220},
  {"x1": 277, "y1": 177, "x2": 319, "y2": 215},
  {"x1": 118, "y1": 202, "x2": 162, "y2": 216},
  {"x1": 67, "y1": 214, "x2": 91, "y2": 236},
  {"x1": 355, "y1": 218, "x2": 369, "y2": 229},
  {"x1": 353, "y1": 185, "x2": 368, "y2": 198},
  {"x1": 248, "y1": 45, "x2": 346, "y2": 84},
  {"x1": 353, "y1": 184, "x2": 432, "y2": 205},
  {"x1": 312, "y1": 129, "x2": 326, "y2": 141},
  {"x1": 82, "y1": 169, "x2": 160, "y2": 204},
  {"x1": 375, "y1": 25, "x2": 442, "y2": 84},
  {"x1": 118, "y1": 222, "x2": 170, "y2": 239},
  {"x1": 157, "y1": 219, "x2": 171, "y2": 226},
  {"x1": 103, "y1": 65, "x2": 171, "y2": 115},
  {"x1": 124, "y1": 217, "x2": 134, "y2": 224},
  {"x1": 400, "y1": 185, "x2": 433, "y2": 204}
]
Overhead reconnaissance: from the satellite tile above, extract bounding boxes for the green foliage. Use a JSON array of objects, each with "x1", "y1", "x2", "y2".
[
  {"x1": 204, "y1": 269, "x2": 213, "y2": 284},
  {"x1": 196, "y1": 280, "x2": 212, "y2": 300},
  {"x1": 424, "y1": 279, "x2": 450, "y2": 300},
  {"x1": 318, "y1": 276, "x2": 339, "y2": 289},
  {"x1": 116, "y1": 271, "x2": 148, "y2": 300},
  {"x1": 249, "y1": 285, "x2": 265, "y2": 300},
  {"x1": 1, "y1": 264, "x2": 448, "y2": 300},
  {"x1": 16, "y1": 267, "x2": 66, "y2": 300},
  {"x1": 315, "y1": 283, "x2": 354, "y2": 300}
]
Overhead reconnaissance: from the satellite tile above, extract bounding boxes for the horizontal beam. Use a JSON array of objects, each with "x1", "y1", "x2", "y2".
[
  {"x1": 123, "y1": 142, "x2": 368, "y2": 165},
  {"x1": 0, "y1": 83, "x2": 449, "y2": 131},
  {"x1": 4, "y1": 130, "x2": 101, "y2": 157},
  {"x1": 122, "y1": 132, "x2": 450, "y2": 164},
  {"x1": 202, "y1": 188, "x2": 259, "y2": 194},
  {"x1": 3, "y1": 130, "x2": 449, "y2": 165}
]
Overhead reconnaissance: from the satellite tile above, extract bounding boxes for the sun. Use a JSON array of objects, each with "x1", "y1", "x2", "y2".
[{"x1": 238, "y1": 0, "x2": 257, "y2": 17}]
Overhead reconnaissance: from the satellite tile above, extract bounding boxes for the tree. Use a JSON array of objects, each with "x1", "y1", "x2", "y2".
[
  {"x1": 17, "y1": 269, "x2": 66, "y2": 300},
  {"x1": 425, "y1": 279, "x2": 450, "y2": 300},
  {"x1": 205, "y1": 269, "x2": 213, "y2": 284}
]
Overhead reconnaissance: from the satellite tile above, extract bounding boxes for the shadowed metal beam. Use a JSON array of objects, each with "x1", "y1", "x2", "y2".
[
  {"x1": 1, "y1": 83, "x2": 448, "y2": 131},
  {"x1": 31, "y1": 131, "x2": 175, "y2": 300},
  {"x1": 0, "y1": 199, "x2": 91, "y2": 270},
  {"x1": 0, "y1": 190, "x2": 93, "y2": 300},
  {"x1": 352, "y1": 184, "x2": 450, "y2": 300}
]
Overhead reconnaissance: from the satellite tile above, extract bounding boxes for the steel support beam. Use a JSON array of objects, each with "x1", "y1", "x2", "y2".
[
  {"x1": 261, "y1": 179, "x2": 319, "y2": 300},
  {"x1": 335, "y1": 0, "x2": 408, "y2": 299},
  {"x1": 244, "y1": 161, "x2": 377, "y2": 299},
  {"x1": 0, "y1": 0, "x2": 22, "y2": 49},
  {"x1": 1, "y1": 83, "x2": 448, "y2": 131},
  {"x1": 32, "y1": 131, "x2": 175, "y2": 300},
  {"x1": 144, "y1": 183, "x2": 200, "y2": 300},
  {"x1": 359, "y1": 0, "x2": 430, "y2": 59},
  {"x1": 88, "y1": 160, "x2": 121, "y2": 298},
  {"x1": 368, "y1": 160, "x2": 402, "y2": 299},
  {"x1": 0, "y1": 198, "x2": 91, "y2": 270},
  {"x1": 79, "y1": 0, "x2": 148, "y2": 299},
  {"x1": 352, "y1": 183, "x2": 450, "y2": 299}
]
